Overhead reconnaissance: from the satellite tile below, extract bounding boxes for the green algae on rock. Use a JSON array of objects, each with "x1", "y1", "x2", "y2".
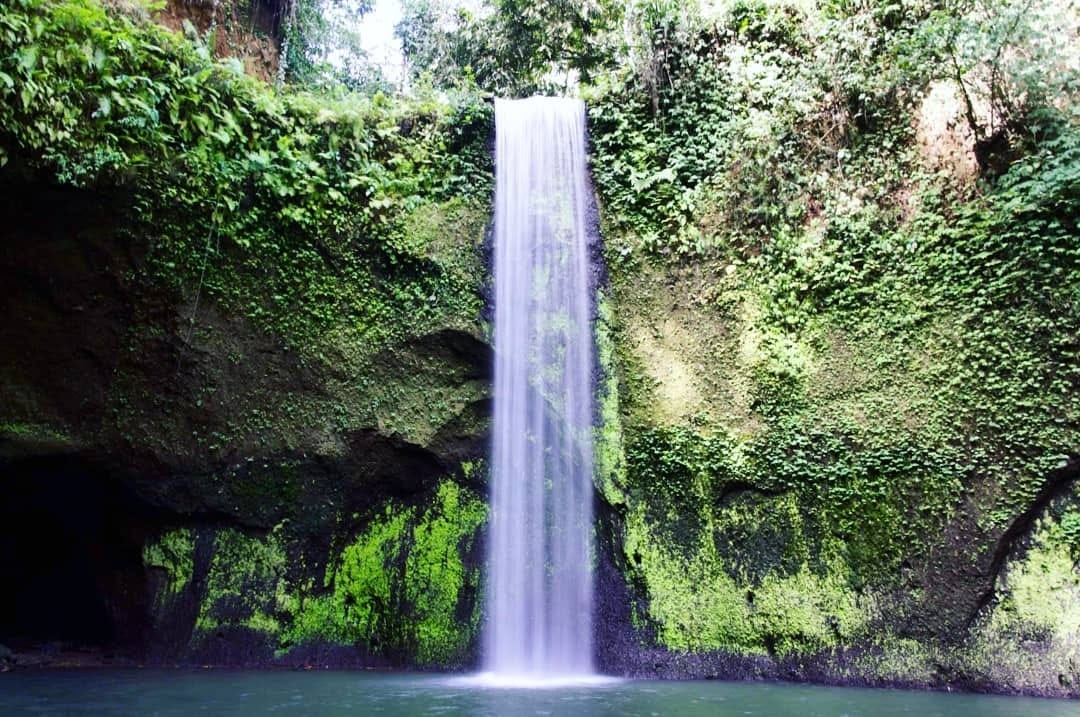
[{"x1": 142, "y1": 476, "x2": 487, "y2": 667}]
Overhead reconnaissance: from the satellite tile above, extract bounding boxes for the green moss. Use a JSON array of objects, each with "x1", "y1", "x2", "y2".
[
  {"x1": 406, "y1": 478, "x2": 487, "y2": 664},
  {"x1": 195, "y1": 526, "x2": 289, "y2": 635},
  {"x1": 623, "y1": 496, "x2": 868, "y2": 656},
  {"x1": 750, "y1": 560, "x2": 867, "y2": 655},
  {"x1": 954, "y1": 505, "x2": 1080, "y2": 692},
  {"x1": 244, "y1": 610, "x2": 282, "y2": 635},
  {"x1": 713, "y1": 491, "x2": 812, "y2": 584},
  {"x1": 332, "y1": 504, "x2": 415, "y2": 648},
  {"x1": 281, "y1": 474, "x2": 487, "y2": 664},
  {"x1": 986, "y1": 513, "x2": 1080, "y2": 643},
  {"x1": 624, "y1": 508, "x2": 757, "y2": 651},
  {"x1": 143, "y1": 528, "x2": 195, "y2": 600},
  {"x1": 279, "y1": 590, "x2": 349, "y2": 646},
  {"x1": 848, "y1": 636, "x2": 940, "y2": 686},
  {"x1": 146, "y1": 477, "x2": 486, "y2": 664},
  {"x1": 230, "y1": 461, "x2": 302, "y2": 507},
  {"x1": 0, "y1": 422, "x2": 72, "y2": 445},
  {"x1": 594, "y1": 292, "x2": 628, "y2": 505}
]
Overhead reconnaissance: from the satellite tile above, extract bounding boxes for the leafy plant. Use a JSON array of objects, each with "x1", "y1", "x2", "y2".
[{"x1": 0, "y1": 0, "x2": 494, "y2": 353}]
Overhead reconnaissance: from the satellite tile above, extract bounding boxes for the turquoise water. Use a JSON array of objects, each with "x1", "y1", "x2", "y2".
[{"x1": 0, "y1": 672, "x2": 1076, "y2": 716}]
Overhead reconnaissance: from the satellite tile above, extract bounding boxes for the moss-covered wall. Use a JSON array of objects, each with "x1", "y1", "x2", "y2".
[
  {"x1": 587, "y1": 0, "x2": 1078, "y2": 697},
  {"x1": 141, "y1": 472, "x2": 487, "y2": 667},
  {"x1": 593, "y1": 177, "x2": 1080, "y2": 695},
  {"x1": 0, "y1": 0, "x2": 495, "y2": 669}
]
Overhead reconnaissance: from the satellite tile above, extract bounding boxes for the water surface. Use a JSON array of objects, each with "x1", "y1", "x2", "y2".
[{"x1": 1, "y1": 671, "x2": 1075, "y2": 716}]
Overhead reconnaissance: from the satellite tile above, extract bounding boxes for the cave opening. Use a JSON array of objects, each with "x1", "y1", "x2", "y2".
[{"x1": 0, "y1": 454, "x2": 160, "y2": 654}]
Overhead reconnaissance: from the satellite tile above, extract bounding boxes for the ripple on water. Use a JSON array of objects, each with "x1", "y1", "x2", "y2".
[{"x1": 447, "y1": 672, "x2": 623, "y2": 690}]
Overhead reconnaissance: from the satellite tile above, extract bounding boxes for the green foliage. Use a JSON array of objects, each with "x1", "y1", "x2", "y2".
[
  {"x1": 396, "y1": 0, "x2": 482, "y2": 90},
  {"x1": 588, "y1": 0, "x2": 929, "y2": 263},
  {"x1": 282, "y1": 0, "x2": 385, "y2": 90},
  {"x1": 396, "y1": 0, "x2": 621, "y2": 95},
  {"x1": 0, "y1": 0, "x2": 493, "y2": 354},
  {"x1": 623, "y1": 410, "x2": 965, "y2": 587},
  {"x1": 625, "y1": 423, "x2": 739, "y2": 545},
  {"x1": 596, "y1": 0, "x2": 1078, "y2": 663},
  {"x1": 143, "y1": 527, "x2": 195, "y2": 600},
  {"x1": 918, "y1": 0, "x2": 1079, "y2": 149},
  {"x1": 747, "y1": 415, "x2": 965, "y2": 581},
  {"x1": 589, "y1": 0, "x2": 1078, "y2": 263}
]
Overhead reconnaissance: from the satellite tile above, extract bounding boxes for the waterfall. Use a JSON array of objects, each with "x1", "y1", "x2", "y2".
[{"x1": 485, "y1": 97, "x2": 596, "y2": 679}]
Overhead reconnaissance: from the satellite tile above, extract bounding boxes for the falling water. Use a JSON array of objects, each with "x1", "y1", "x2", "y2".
[{"x1": 485, "y1": 97, "x2": 595, "y2": 680}]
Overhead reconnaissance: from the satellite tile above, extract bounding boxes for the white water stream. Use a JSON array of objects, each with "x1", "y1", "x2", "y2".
[{"x1": 484, "y1": 97, "x2": 596, "y2": 681}]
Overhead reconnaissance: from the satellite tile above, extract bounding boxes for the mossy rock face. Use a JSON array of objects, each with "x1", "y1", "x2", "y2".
[
  {"x1": 588, "y1": 12, "x2": 1079, "y2": 689},
  {"x1": 142, "y1": 474, "x2": 488, "y2": 667},
  {"x1": 0, "y1": 179, "x2": 492, "y2": 667},
  {"x1": 0, "y1": 0, "x2": 500, "y2": 668},
  {"x1": 0, "y1": 178, "x2": 491, "y2": 513},
  {"x1": 595, "y1": 232, "x2": 1079, "y2": 693},
  {"x1": 963, "y1": 484, "x2": 1080, "y2": 693}
]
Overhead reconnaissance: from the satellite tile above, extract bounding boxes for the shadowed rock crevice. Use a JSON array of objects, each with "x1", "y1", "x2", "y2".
[{"x1": 967, "y1": 456, "x2": 1080, "y2": 630}]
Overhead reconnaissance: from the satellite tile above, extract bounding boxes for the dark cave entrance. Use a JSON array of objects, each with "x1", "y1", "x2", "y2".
[{"x1": 0, "y1": 455, "x2": 158, "y2": 652}]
